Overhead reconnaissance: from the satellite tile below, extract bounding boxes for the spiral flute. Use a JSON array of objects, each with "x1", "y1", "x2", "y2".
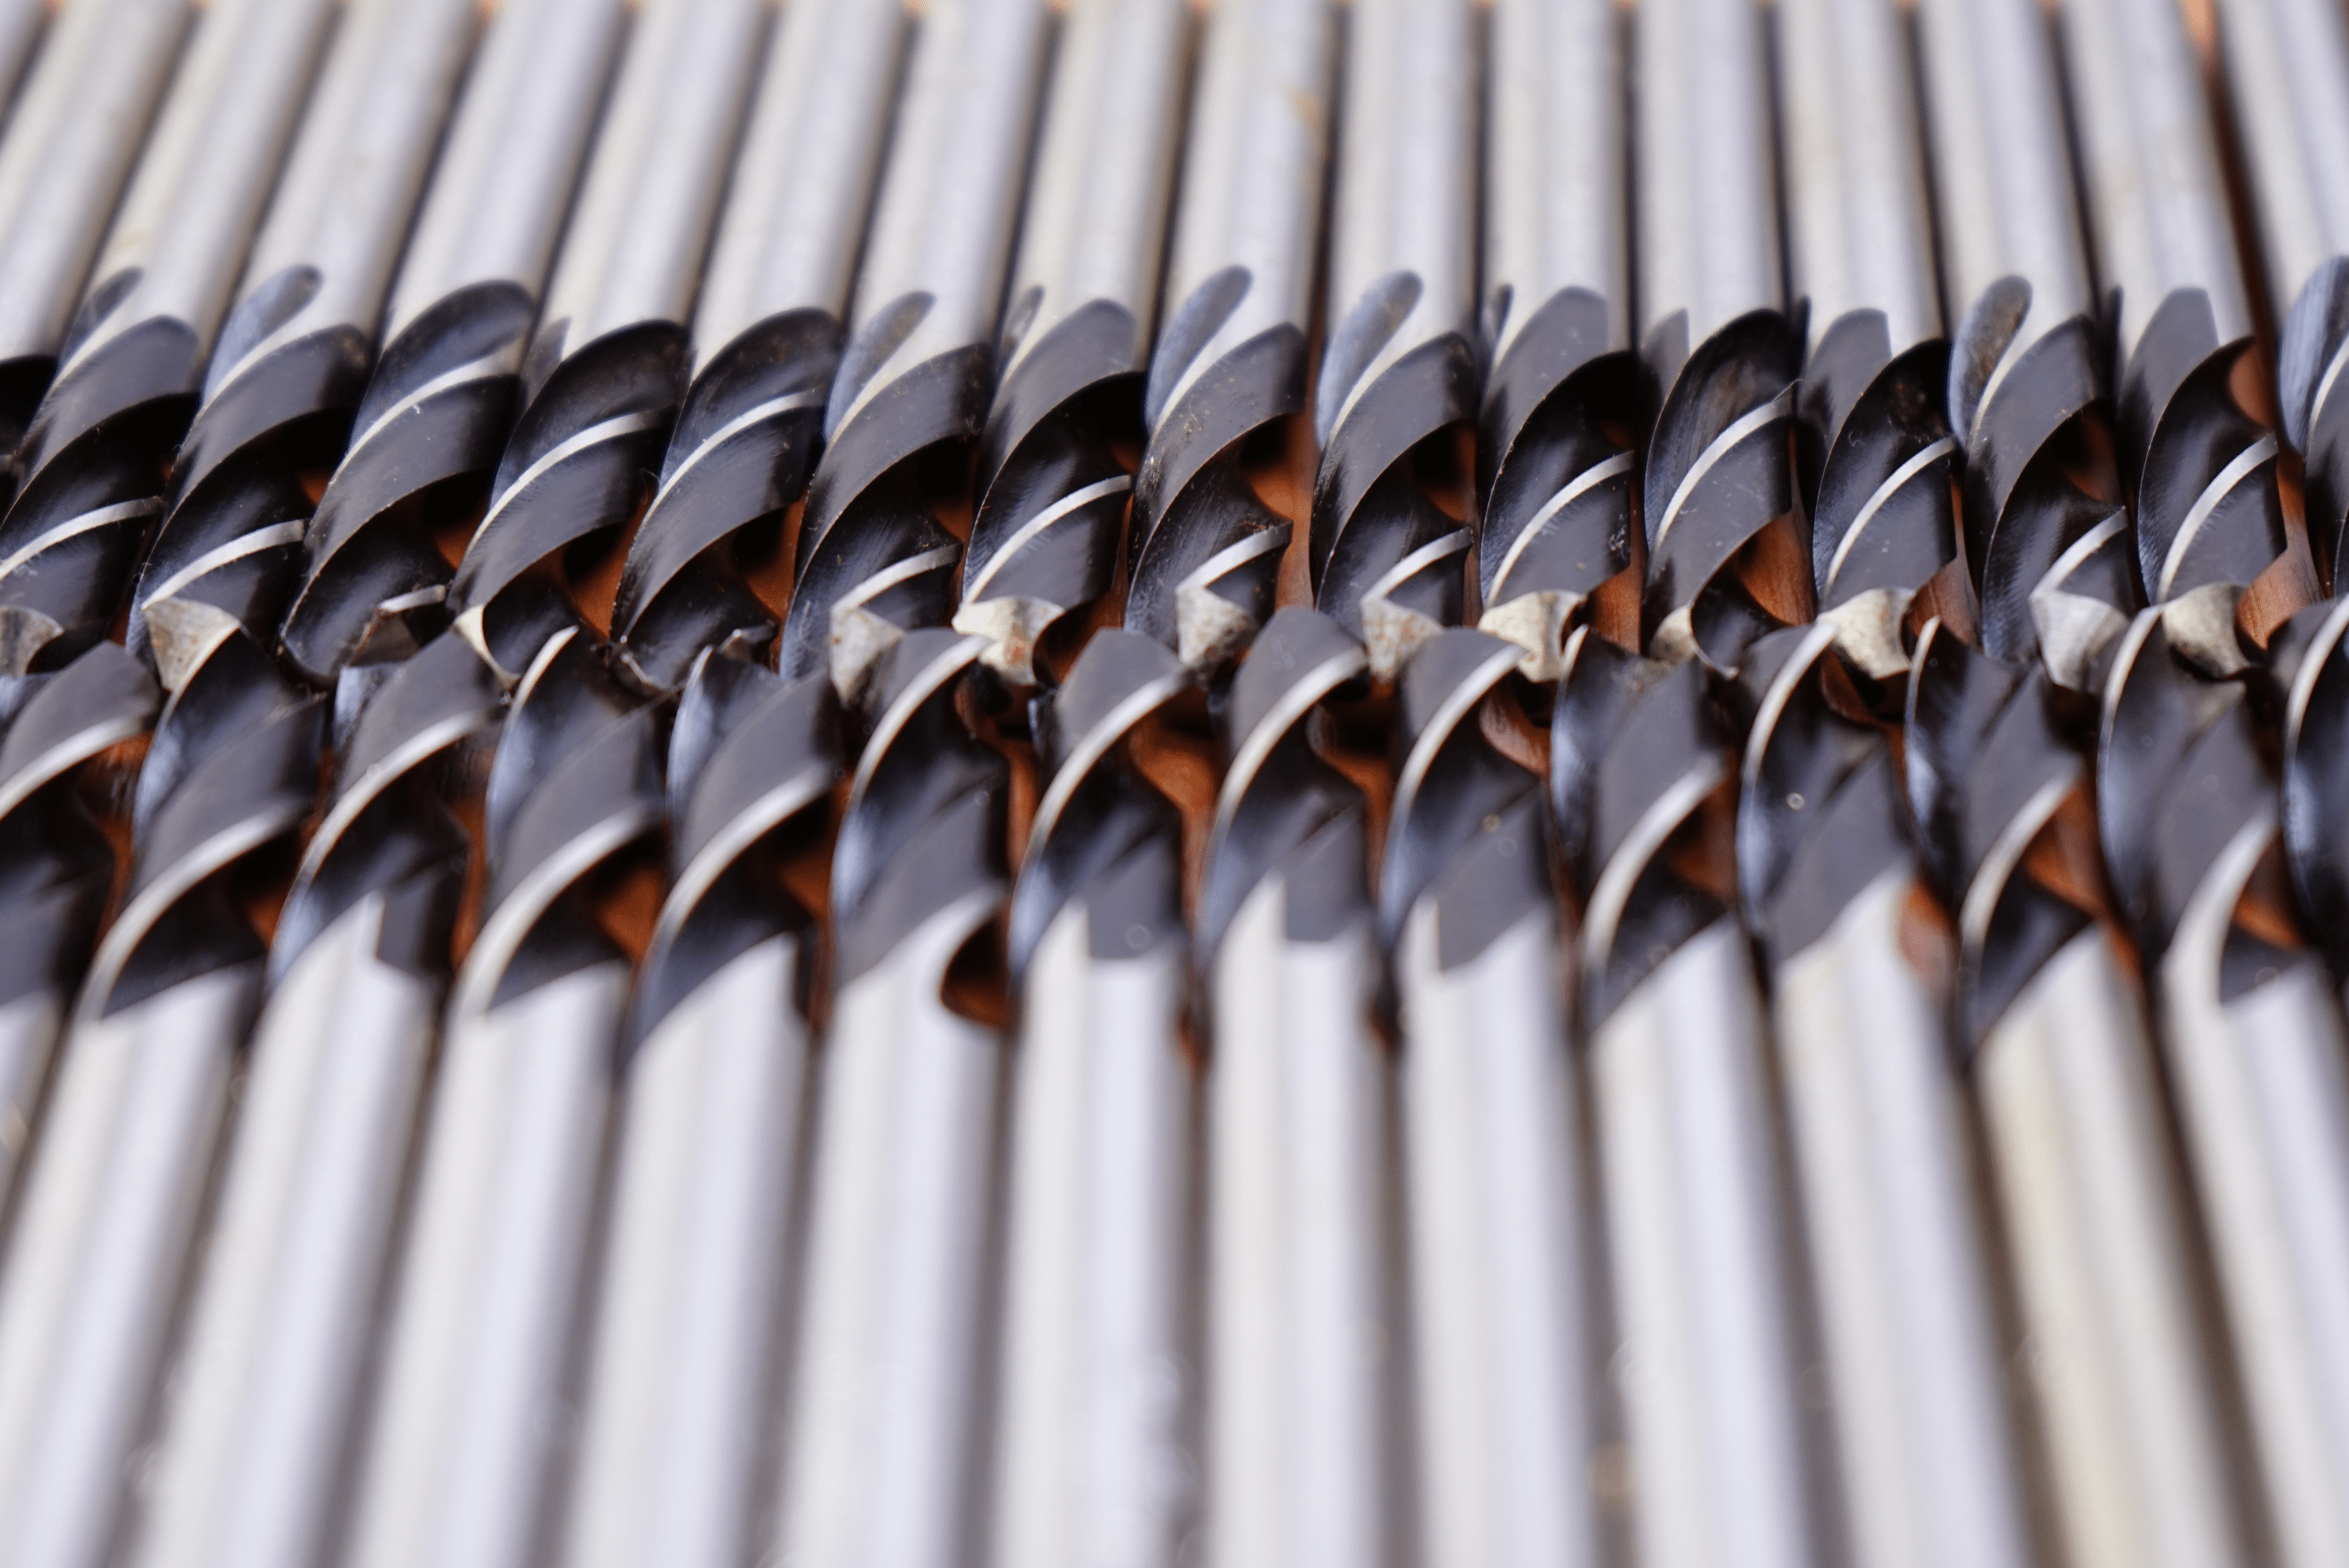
[
  {"x1": 341, "y1": 628, "x2": 663, "y2": 1568},
  {"x1": 952, "y1": 0, "x2": 1186, "y2": 684},
  {"x1": 608, "y1": 0, "x2": 907, "y2": 695},
  {"x1": 1475, "y1": 0, "x2": 1631, "y2": 683},
  {"x1": 1123, "y1": 0, "x2": 1331, "y2": 673},
  {"x1": 991, "y1": 629, "x2": 1194, "y2": 1568},
  {"x1": 279, "y1": 0, "x2": 626, "y2": 685}
]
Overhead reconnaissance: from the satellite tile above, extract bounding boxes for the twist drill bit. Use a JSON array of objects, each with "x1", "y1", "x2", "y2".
[
  {"x1": 1381, "y1": 628, "x2": 1597, "y2": 1568},
  {"x1": 341, "y1": 628, "x2": 663, "y2": 1568},
  {"x1": 1195, "y1": 608, "x2": 1397, "y2": 1568},
  {"x1": 0, "y1": 0, "x2": 335, "y2": 675},
  {"x1": 0, "y1": 628, "x2": 320, "y2": 1568},
  {"x1": 1732, "y1": 623, "x2": 2032, "y2": 1568},
  {"x1": 607, "y1": 0, "x2": 907, "y2": 695},
  {"x1": 1914, "y1": 0, "x2": 2134, "y2": 690},
  {"x1": 991, "y1": 629, "x2": 1195, "y2": 1568},
  {"x1": 1308, "y1": 0, "x2": 1475, "y2": 679},
  {"x1": 1776, "y1": 0, "x2": 1956, "y2": 686},
  {"x1": 0, "y1": 0, "x2": 43, "y2": 121},
  {"x1": 1123, "y1": 0, "x2": 1331, "y2": 673},
  {"x1": 128, "y1": 633, "x2": 502, "y2": 1568},
  {"x1": 953, "y1": 0, "x2": 1186, "y2": 685},
  {"x1": 277, "y1": 0, "x2": 627, "y2": 686},
  {"x1": 1549, "y1": 628, "x2": 1822, "y2": 1568},
  {"x1": 1475, "y1": 0, "x2": 1632, "y2": 684},
  {"x1": 780, "y1": 0, "x2": 1049, "y2": 695},
  {"x1": 450, "y1": 0, "x2": 769, "y2": 682},
  {"x1": 769, "y1": 629, "x2": 1009, "y2": 1568},
  {"x1": 2061, "y1": 0, "x2": 2291, "y2": 673},
  {"x1": 1905, "y1": 619, "x2": 2253, "y2": 1568}
]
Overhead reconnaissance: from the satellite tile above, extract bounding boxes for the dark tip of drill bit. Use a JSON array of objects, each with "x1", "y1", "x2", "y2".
[
  {"x1": 2282, "y1": 260, "x2": 2349, "y2": 587},
  {"x1": 2276, "y1": 596, "x2": 2349, "y2": 982}
]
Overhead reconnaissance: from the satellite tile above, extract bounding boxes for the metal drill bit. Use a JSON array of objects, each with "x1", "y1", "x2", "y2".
[
  {"x1": 1913, "y1": 0, "x2": 2135, "y2": 691},
  {"x1": 1634, "y1": 0, "x2": 1800, "y2": 669},
  {"x1": 1732, "y1": 622, "x2": 2032, "y2": 1568},
  {"x1": 0, "y1": 0, "x2": 334, "y2": 675},
  {"x1": 125, "y1": 632, "x2": 502, "y2": 1568},
  {"x1": 1123, "y1": 0, "x2": 1331, "y2": 673},
  {"x1": 340, "y1": 627, "x2": 663, "y2": 1568},
  {"x1": 1308, "y1": 0, "x2": 1475, "y2": 679},
  {"x1": 1195, "y1": 607, "x2": 1397, "y2": 1568},
  {"x1": 0, "y1": 0, "x2": 45, "y2": 125},
  {"x1": 557, "y1": 649, "x2": 837, "y2": 1568},
  {"x1": 0, "y1": 628, "x2": 321, "y2": 1568},
  {"x1": 1381, "y1": 628, "x2": 1597, "y2": 1568},
  {"x1": 1906, "y1": 619, "x2": 2254, "y2": 1568},
  {"x1": 607, "y1": 0, "x2": 907, "y2": 695},
  {"x1": 780, "y1": 0, "x2": 1049, "y2": 695},
  {"x1": 1475, "y1": 0, "x2": 1632, "y2": 684},
  {"x1": 1776, "y1": 0, "x2": 1956, "y2": 686},
  {"x1": 952, "y1": 0, "x2": 1186, "y2": 685},
  {"x1": 278, "y1": 0, "x2": 627, "y2": 686},
  {"x1": 1549, "y1": 627, "x2": 1822, "y2": 1568},
  {"x1": 2061, "y1": 0, "x2": 2289, "y2": 674},
  {"x1": 768, "y1": 628, "x2": 1009, "y2": 1568},
  {"x1": 991, "y1": 629, "x2": 1195, "y2": 1568}
]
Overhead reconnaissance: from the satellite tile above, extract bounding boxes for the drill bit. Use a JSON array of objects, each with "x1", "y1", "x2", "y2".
[
  {"x1": 1913, "y1": 0, "x2": 2135, "y2": 691},
  {"x1": 560, "y1": 649, "x2": 838, "y2": 1568},
  {"x1": 990, "y1": 628, "x2": 1195, "y2": 1568},
  {"x1": 607, "y1": 0, "x2": 907, "y2": 695},
  {"x1": 0, "y1": 0, "x2": 44, "y2": 124},
  {"x1": 127, "y1": 632, "x2": 502, "y2": 1568},
  {"x1": 1123, "y1": 0, "x2": 1331, "y2": 673},
  {"x1": 1381, "y1": 628, "x2": 1597, "y2": 1568},
  {"x1": 1308, "y1": 0, "x2": 1476, "y2": 679},
  {"x1": 1550, "y1": 628, "x2": 1823, "y2": 1568},
  {"x1": 768, "y1": 629, "x2": 1009, "y2": 1568},
  {"x1": 1776, "y1": 0, "x2": 1956, "y2": 686},
  {"x1": 1475, "y1": 0, "x2": 1632, "y2": 684},
  {"x1": 952, "y1": 0, "x2": 1187, "y2": 685},
  {"x1": 0, "y1": 0, "x2": 336, "y2": 675},
  {"x1": 1195, "y1": 607, "x2": 1397, "y2": 1568},
  {"x1": 449, "y1": 0, "x2": 770, "y2": 682},
  {"x1": 277, "y1": 0, "x2": 628, "y2": 686},
  {"x1": 341, "y1": 627, "x2": 663, "y2": 1568},
  {"x1": 779, "y1": 0, "x2": 1049, "y2": 695},
  {"x1": 0, "y1": 628, "x2": 321, "y2": 1568},
  {"x1": 1634, "y1": 0, "x2": 1801, "y2": 669},
  {"x1": 1733, "y1": 623, "x2": 2032, "y2": 1568}
]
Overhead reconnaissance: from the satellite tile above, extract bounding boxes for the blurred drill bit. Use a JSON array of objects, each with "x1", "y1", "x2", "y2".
[
  {"x1": 127, "y1": 0, "x2": 479, "y2": 682},
  {"x1": 1550, "y1": 628, "x2": 1822, "y2": 1568},
  {"x1": 991, "y1": 629, "x2": 1194, "y2": 1568},
  {"x1": 769, "y1": 629, "x2": 1009, "y2": 1568},
  {"x1": 952, "y1": 0, "x2": 1186, "y2": 685},
  {"x1": 1906, "y1": 619, "x2": 2253, "y2": 1568},
  {"x1": 0, "y1": 0, "x2": 334, "y2": 675},
  {"x1": 2102, "y1": 610, "x2": 2349, "y2": 1568},
  {"x1": 780, "y1": 0, "x2": 1049, "y2": 695},
  {"x1": 562, "y1": 650, "x2": 839, "y2": 1568},
  {"x1": 2061, "y1": 0, "x2": 2290, "y2": 674},
  {"x1": 1732, "y1": 623, "x2": 2032, "y2": 1568},
  {"x1": 450, "y1": 0, "x2": 770, "y2": 682},
  {"x1": 1776, "y1": 0, "x2": 1956, "y2": 687},
  {"x1": 1914, "y1": 0, "x2": 2134, "y2": 691},
  {"x1": 1123, "y1": 0, "x2": 1331, "y2": 673},
  {"x1": 1475, "y1": 0, "x2": 1632, "y2": 684},
  {"x1": 1195, "y1": 608, "x2": 1397, "y2": 1568},
  {"x1": 1381, "y1": 628, "x2": 1596, "y2": 1568},
  {"x1": 0, "y1": 0, "x2": 44, "y2": 124},
  {"x1": 278, "y1": 0, "x2": 627, "y2": 686},
  {"x1": 0, "y1": 628, "x2": 320, "y2": 1568},
  {"x1": 341, "y1": 628, "x2": 663, "y2": 1568},
  {"x1": 0, "y1": 0, "x2": 188, "y2": 465},
  {"x1": 127, "y1": 632, "x2": 501, "y2": 1568},
  {"x1": 607, "y1": 0, "x2": 907, "y2": 695},
  {"x1": 1308, "y1": 0, "x2": 1475, "y2": 679}
]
